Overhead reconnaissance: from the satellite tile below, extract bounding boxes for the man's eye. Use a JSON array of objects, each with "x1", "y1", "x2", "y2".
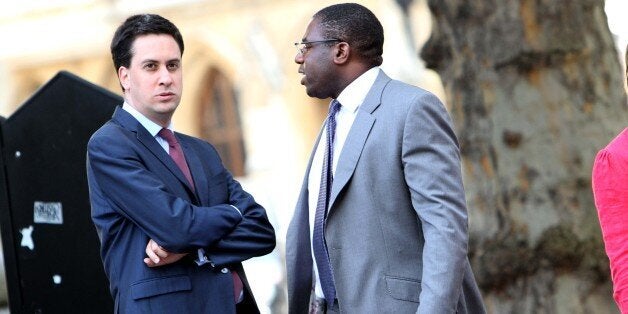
[
  {"x1": 167, "y1": 63, "x2": 179, "y2": 70},
  {"x1": 144, "y1": 64, "x2": 156, "y2": 70}
]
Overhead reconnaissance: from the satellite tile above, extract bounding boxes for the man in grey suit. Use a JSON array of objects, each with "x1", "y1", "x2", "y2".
[{"x1": 286, "y1": 3, "x2": 486, "y2": 313}]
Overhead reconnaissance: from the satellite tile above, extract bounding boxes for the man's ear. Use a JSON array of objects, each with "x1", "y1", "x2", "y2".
[
  {"x1": 118, "y1": 66, "x2": 130, "y2": 92},
  {"x1": 333, "y1": 42, "x2": 350, "y2": 65}
]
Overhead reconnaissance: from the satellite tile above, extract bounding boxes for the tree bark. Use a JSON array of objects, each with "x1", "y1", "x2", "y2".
[{"x1": 421, "y1": 0, "x2": 627, "y2": 312}]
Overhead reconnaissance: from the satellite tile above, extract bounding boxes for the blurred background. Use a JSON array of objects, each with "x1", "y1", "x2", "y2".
[{"x1": 0, "y1": 0, "x2": 626, "y2": 313}]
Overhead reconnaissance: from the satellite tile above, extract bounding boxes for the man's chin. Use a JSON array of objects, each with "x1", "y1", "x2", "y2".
[
  {"x1": 157, "y1": 102, "x2": 179, "y2": 112},
  {"x1": 305, "y1": 87, "x2": 325, "y2": 99}
]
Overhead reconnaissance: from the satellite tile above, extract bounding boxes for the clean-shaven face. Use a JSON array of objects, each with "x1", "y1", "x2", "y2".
[
  {"x1": 119, "y1": 34, "x2": 182, "y2": 126},
  {"x1": 295, "y1": 18, "x2": 338, "y2": 99}
]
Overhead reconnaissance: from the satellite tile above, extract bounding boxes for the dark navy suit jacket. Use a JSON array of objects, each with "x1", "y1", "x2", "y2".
[{"x1": 87, "y1": 107, "x2": 275, "y2": 313}]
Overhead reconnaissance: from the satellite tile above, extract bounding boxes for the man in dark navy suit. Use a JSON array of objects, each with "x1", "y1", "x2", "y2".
[{"x1": 87, "y1": 14, "x2": 275, "y2": 313}]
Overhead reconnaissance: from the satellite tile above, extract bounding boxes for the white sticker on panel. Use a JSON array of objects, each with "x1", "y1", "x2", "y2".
[
  {"x1": 20, "y1": 225, "x2": 34, "y2": 250},
  {"x1": 33, "y1": 201, "x2": 63, "y2": 224}
]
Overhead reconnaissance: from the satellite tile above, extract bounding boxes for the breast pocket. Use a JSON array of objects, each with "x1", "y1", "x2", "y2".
[{"x1": 130, "y1": 275, "x2": 191, "y2": 300}]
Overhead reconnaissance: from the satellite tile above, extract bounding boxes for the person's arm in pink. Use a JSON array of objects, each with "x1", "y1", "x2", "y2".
[{"x1": 592, "y1": 128, "x2": 628, "y2": 313}]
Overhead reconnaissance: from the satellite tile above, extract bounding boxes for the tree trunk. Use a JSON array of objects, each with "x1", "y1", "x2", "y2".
[{"x1": 421, "y1": 0, "x2": 627, "y2": 313}]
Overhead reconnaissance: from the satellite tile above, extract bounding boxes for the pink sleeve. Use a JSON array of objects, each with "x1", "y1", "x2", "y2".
[{"x1": 593, "y1": 146, "x2": 628, "y2": 313}]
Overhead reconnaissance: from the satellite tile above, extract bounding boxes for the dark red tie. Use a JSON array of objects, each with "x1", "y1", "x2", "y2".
[
  {"x1": 158, "y1": 128, "x2": 195, "y2": 190},
  {"x1": 158, "y1": 128, "x2": 243, "y2": 303},
  {"x1": 232, "y1": 271, "x2": 243, "y2": 303}
]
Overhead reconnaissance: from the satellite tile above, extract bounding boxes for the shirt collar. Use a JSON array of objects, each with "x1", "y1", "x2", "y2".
[
  {"x1": 122, "y1": 102, "x2": 173, "y2": 137},
  {"x1": 336, "y1": 67, "x2": 380, "y2": 113}
]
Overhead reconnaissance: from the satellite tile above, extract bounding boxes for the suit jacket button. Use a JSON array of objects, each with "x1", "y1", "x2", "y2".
[{"x1": 220, "y1": 268, "x2": 229, "y2": 274}]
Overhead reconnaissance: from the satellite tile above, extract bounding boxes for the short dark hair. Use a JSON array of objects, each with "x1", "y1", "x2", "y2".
[
  {"x1": 110, "y1": 14, "x2": 184, "y2": 72},
  {"x1": 313, "y1": 3, "x2": 384, "y2": 67}
]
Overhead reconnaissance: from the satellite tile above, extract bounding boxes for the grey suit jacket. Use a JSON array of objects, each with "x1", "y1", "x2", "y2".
[{"x1": 286, "y1": 71, "x2": 485, "y2": 313}]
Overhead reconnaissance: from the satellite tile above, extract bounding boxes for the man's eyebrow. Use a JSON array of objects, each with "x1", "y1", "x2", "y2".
[{"x1": 140, "y1": 58, "x2": 180, "y2": 64}]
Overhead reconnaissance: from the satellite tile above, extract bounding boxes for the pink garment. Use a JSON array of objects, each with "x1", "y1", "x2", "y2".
[{"x1": 593, "y1": 128, "x2": 628, "y2": 313}]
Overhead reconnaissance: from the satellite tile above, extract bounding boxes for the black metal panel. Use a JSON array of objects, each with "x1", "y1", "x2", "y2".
[{"x1": 0, "y1": 71, "x2": 119, "y2": 313}]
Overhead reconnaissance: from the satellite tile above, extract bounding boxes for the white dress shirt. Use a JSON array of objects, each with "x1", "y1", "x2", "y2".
[
  {"x1": 307, "y1": 67, "x2": 380, "y2": 299},
  {"x1": 122, "y1": 102, "x2": 172, "y2": 150}
]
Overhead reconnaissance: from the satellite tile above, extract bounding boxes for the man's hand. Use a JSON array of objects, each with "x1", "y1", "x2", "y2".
[{"x1": 144, "y1": 239, "x2": 188, "y2": 267}]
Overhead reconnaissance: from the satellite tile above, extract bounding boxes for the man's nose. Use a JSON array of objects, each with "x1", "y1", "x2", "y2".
[
  {"x1": 158, "y1": 67, "x2": 173, "y2": 85},
  {"x1": 295, "y1": 52, "x2": 304, "y2": 64}
]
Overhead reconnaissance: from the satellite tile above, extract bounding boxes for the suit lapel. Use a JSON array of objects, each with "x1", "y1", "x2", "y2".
[
  {"x1": 137, "y1": 127, "x2": 195, "y2": 193},
  {"x1": 289, "y1": 123, "x2": 325, "y2": 296},
  {"x1": 292, "y1": 123, "x2": 325, "y2": 227},
  {"x1": 328, "y1": 71, "x2": 391, "y2": 211},
  {"x1": 179, "y1": 138, "x2": 205, "y2": 204},
  {"x1": 112, "y1": 107, "x2": 198, "y2": 200}
]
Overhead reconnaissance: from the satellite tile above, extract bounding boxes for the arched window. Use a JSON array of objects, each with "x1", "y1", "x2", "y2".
[{"x1": 198, "y1": 67, "x2": 246, "y2": 177}]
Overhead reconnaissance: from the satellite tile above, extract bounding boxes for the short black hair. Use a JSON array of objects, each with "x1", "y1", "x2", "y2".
[
  {"x1": 110, "y1": 14, "x2": 184, "y2": 72},
  {"x1": 313, "y1": 3, "x2": 384, "y2": 67}
]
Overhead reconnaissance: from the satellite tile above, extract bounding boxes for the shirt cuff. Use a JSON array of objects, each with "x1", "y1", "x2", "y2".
[
  {"x1": 195, "y1": 248, "x2": 214, "y2": 267},
  {"x1": 230, "y1": 205, "x2": 242, "y2": 216}
]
